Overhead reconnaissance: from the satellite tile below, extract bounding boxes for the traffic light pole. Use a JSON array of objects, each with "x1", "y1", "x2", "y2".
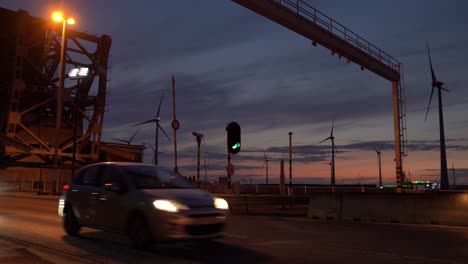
[{"x1": 227, "y1": 151, "x2": 231, "y2": 190}]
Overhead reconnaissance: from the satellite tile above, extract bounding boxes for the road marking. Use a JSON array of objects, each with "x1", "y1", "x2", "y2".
[
  {"x1": 257, "y1": 240, "x2": 303, "y2": 246},
  {"x1": 225, "y1": 233, "x2": 248, "y2": 239}
]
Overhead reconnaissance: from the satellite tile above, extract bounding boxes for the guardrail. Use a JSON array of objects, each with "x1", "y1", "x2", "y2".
[{"x1": 0, "y1": 180, "x2": 68, "y2": 193}]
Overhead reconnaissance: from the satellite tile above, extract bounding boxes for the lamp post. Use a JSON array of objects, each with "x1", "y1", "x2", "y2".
[
  {"x1": 68, "y1": 67, "x2": 89, "y2": 175},
  {"x1": 52, "y1": 11, "x2": 75, "y2": 193}
]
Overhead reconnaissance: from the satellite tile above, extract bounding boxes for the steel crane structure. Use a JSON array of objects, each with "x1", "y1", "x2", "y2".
[
  {"x1": 232, "y1": 0, "x2": 408, "y2": 188},
  {"x1": 0, "y1": 8, "x2": 111, "y2": 171}
]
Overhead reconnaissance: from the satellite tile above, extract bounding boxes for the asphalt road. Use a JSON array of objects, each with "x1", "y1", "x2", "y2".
[{"x1": 0, "y1": 195, "x2": 467, "y2": 264}]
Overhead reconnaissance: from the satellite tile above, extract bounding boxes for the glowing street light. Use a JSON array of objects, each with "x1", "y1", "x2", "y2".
[
  {"x1": 68, "y1": 67, "x2": 89, "y2": 175},
  {"x1": 52, "y1": 11, "x2": 75, "y2": 193}
]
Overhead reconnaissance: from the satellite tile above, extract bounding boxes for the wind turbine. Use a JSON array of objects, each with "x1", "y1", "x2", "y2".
[
  {"x1": 111, "y1": 128, "x2": 140, "y2": 145},
  {"x1": 320, "y1": 118, "x2": 336, "y2": 186},
  {"x1": 373, "y1": 146, "x2": 383, "y2": 188},
  {"x1": 424, "y1": 42, "x2": 449, "y2": 190},
  {"x1": 133, "y1": 93, "x2": 171, "y2": 165},
  {"x1": 451, "y1": 162, "x2": 456, "y2": 189},
  {"x1": 146, "y1": 142, "x2": 166, "y2": 164},
  {"x1": 263, "y1": 152, "x2": 270, "y2": 184}
]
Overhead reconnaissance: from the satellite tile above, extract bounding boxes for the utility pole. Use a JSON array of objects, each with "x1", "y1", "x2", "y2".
[
  {"x1": 288, "y1": 132, "x2": 293, "y2": 195},
  {"x1": 171, "y1": 75, "x2": 180, "y2": 174}
]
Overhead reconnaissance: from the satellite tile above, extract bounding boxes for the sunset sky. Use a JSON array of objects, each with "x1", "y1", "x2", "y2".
[{"x1": 3, "y1": 0, "x2": 468, "y2": 185}]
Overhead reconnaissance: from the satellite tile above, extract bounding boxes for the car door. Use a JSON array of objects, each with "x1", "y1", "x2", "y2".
[
  {"x1": 94, "y1": 165, "x2": 130, "y2": 232},
  {"x1": 69, "y1": 165, "x2": 101, "y2": 226}
]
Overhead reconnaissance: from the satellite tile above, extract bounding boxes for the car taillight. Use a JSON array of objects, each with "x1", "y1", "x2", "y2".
[{"x1": 63, "y1": 184, "x2": 70, "y2": 191}]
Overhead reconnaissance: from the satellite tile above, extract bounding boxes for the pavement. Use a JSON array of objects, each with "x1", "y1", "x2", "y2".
[{"x1": 0, "y1": 192, "x2": 95, "y2": 263}]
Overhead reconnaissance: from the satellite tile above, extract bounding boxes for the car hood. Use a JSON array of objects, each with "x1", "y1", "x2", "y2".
[{"x1": 141, "y1": 188, "x2": 215, "y2": 208}]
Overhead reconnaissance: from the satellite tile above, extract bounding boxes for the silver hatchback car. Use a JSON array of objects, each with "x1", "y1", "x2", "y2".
[{"x1": 58, "y1": 162, "x2": 229, "y2": 248}]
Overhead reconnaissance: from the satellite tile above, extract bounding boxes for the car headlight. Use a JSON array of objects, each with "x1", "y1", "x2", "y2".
[
  {"x1": 214, "y1": 198, "x2": 229, "y2": 210},
  {"x1": 153, "y1": 200, "x2": 188, "y2": 213}
]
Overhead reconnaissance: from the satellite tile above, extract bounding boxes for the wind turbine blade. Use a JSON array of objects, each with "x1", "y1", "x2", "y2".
[
  {"x1": 264, "y1": 152, "x2": 267, "y2": 161},
  {"x1": 319, "y1": 137, "x2": 331, "y2": 143},
  {"x1": 372, "y1": 146, "x2": 378, "y2": 152},
  {"x1": 147, "y1": 142, "x2": 155, "y2": 152},
  {"x1": 156, "y1": 93, "x2": 165, "y2": 118},
  {"x1": 424, "y1": 87, "x2": 435, "y2": 121},
  {"x1": 331, "y1": 117, "x2": 335, "y2": 137},
  {"x1": 426, "y1": 41, "x2": 437, "y2": 82},
  {"x1": 112, "y1": 138, "x2": 129, "y2": 144},
  {"x1": 132, "y1": 119, "x2": 156, "y2": 127},
  {"x1": 158, "y1": 124, "x2": 172, "y2": 143},
  {"x1": 129, "y1": 128, "x2": 141, "y2": 142}
]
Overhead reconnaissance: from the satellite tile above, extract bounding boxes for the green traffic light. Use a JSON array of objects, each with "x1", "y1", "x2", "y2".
[{"x1": 231, "y1": 142, "x2": 241, "y2": 149}]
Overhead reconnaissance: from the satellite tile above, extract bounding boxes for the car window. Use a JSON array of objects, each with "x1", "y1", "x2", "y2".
[
  {"x1": 121, "y1": 165, "x2": 193, "y2": 189},
  {"x1": 100, "y1": 165, "x2": 126, "y2": 189},
  {"x1": 74, "y1": 166, "x2": 99, "y2": 186}
]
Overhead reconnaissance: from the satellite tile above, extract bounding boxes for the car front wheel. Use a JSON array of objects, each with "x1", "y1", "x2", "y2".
[
  {"x1": 63, "y1": 206, "x2": 80, "y2": 236},
  {"x1": 128, "y1": 215, "x2": 153, "y2": 250}
]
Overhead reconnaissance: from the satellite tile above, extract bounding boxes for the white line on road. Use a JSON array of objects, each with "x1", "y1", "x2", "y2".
[{"x1": 225, "y1": 234, "x2": 248, "y2": 239}]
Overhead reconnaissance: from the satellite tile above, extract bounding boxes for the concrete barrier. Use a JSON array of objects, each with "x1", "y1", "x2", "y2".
[
  {"x1": 306, "y1": 193, "x2": 342, "y2": 220},
  {"x1": 221, "y1": 195, "x2": 309, "y2": 216},
  {"x1": 307, "y1": 192, "x2": 468, "y2": 226}
]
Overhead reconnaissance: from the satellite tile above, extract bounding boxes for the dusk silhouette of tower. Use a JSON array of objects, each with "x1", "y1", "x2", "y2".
[
  {"x1": 133, "y1": 93, "x2": 171, "y2": 165},
  {"x1": 263, "y1": 152, "x2": 270, "y2": 184},
  {"x1": 424, "y1": 42, "x2": 449, "y2": 190},
  {"x1": 320, "y1": 118, "x2": 336, "y2": 186},
  {"x1": 451, "y1": 162, "x2": 456, "y2": 189},
  {"x1": 373, "y1": 147, "x2": 383, "y2": 187}
]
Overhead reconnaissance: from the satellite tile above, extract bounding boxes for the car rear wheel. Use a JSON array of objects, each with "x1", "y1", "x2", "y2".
[
  {"x1": 128, "y1": 215, "x2": 153, "y2": 249},
  {"x1": 63, "y1": 206, "x2": 80, "y2": 236}
]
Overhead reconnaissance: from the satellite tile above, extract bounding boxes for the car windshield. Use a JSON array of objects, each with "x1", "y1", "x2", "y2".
[{"x1": 121, "y1": 165, "x2": 194, "y2": 189}]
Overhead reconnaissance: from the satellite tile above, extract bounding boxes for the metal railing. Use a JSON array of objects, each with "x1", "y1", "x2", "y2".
[
  {"x1": 0, "y1": 180, "x2": 68, "y2": 193},
  {"x1": 4, "y1": 180, "x2": 463, "y2": 195},
  {"x1": 275, "y1": 0, "x2": 400, "y2": 72}
]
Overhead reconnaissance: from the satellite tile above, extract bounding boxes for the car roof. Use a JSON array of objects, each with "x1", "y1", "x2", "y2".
[{"x1": 76, "y1": 162, "x2": 160, "y2": 173}]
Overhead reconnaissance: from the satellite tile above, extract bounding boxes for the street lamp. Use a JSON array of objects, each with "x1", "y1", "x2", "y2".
[
  {"x1": 52, "y1": 11, "x2": 75, "y2": 193},
  {"x1": 68, "y1": 67, "x2": 89, "y2": 175},
  {"x1": 192, "y1": 132, "x2": 204, "y2": 188}
]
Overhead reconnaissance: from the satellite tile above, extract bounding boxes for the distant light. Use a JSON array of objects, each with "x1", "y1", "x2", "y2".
[
  {"x1": 78, "y1": 67, "x2": 88, "y2": 76},
  {"x1": 68, "y1": 67, "x2": 89, "y2": 79},
  {"x1": 68, "y1": 68, "x2": 79, "y2": 77}
]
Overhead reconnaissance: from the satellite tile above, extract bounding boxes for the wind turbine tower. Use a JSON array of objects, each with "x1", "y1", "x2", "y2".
[
  {"x1": 451, "y1": 162, "x2": 456, "y2": 189},
  {"x1": 133, "y1": 93, "x2": 171, "y2": 165},
  {"x1": 424, "y1": 42, "x2": 449, "y2": 190},
  {"x1": 263, "y1": 152, "x2": 270, "y2": 184},
  {"x1": 320, "y1": 118, "x2": 336, "y2": 186},
  {"x1": 373, "y1": 147, "x2": 383, "y2": 187}
]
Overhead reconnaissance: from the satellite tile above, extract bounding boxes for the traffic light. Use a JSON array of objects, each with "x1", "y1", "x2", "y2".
[{"x1": 226, "y1": 122, "x2": 241, "y2": 154}]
